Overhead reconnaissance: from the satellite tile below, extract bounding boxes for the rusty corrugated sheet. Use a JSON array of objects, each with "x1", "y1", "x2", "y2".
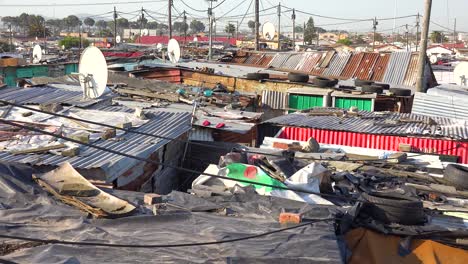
[
  {"x1": 298, "y1": 52, "x2": 324, "y2": 73},
  {"x1": 281, "y1": 53, "x2": 304, "y2": 70},
  {"x1": 319, "y1": 50, "x2": 336, "y2": 68},
  {"x1": 353, "y1": 53, "x2": 380, "y2": 80},
  {"x1": 382, "y1": 52, "x2": 412, "y2": 85},
  {"x1": 244, "y1": 53, "x2": 263, "y2": 65},
  {"x1": 403, "y1": 53, "x2": 419, "y2": 87},
  {"x1": 370, "y1": 53, "x2": 391, "y2": 82},
  {"x1": 340, "y1": 53, "x2": 364, "y2": 79},
  {"x1": 256, "y1": 54, "x2": 275, "y2": 67},
  {"x1": 323, "y1": 52, "x2": 351, "y2": 78},
  {"x1": 269, "y1": 53, "x2": 291, "y2": 68}
]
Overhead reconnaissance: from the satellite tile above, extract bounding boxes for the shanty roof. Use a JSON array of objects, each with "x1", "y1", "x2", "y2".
[{"x1": 262, "y1": 108, "x2": 468, "y2": 140}]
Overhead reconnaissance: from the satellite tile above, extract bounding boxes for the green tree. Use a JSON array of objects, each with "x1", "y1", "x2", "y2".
[
  {"x1": 46, "y1": 19, "x2": 63, "y2": 36},
  {"x1": 147, "y1": 21, "x2": 158, "y2": 29},
  {"x1": 248, "y1": 20, "x2": 256, "y2": 34},
  {"x1": 64, "y1": 15, "x2": 81, "y2": 31},
  {"x1": 96, "y1": 20, "x2": 107, "y2": 30},
  {"x1": 173, "y1": 21, "x2": 188, "y2": 33},
  {"x1": 59, "y1": 36, "x2": 89, "y2": 49},
  {"x1": 304, "y1": 17, "x2": 316, "y2": 45},
  {"x1": 225, "y1": 23, "x2": 236, "y2": 37},
  {"x1": 0, "y1": 41, "x2": 14, "y2": 52},
  {"x1": 374, "y1": 32, "x2": 384, "y2": 42},
  {"x1": 430, "y1": 31, "x2": 447, "y2": 43},
  {"x1": 84, "y1": 17, "x2": 95, "y2": 32},
  {"x1": 337, "y1": 38, "x2": 352, "y2": 45},
  {"x1": 190, "y1": 20, "x2": 205, "y2": 33},
  {"x1": 18, "y1": 13, "x2": 30, "y2": 35},
  {"x1": 27, "y1": 15, "x2": 50, "y2": 37},
  {"x1": 294, "y1": 25, "x2": 303, "y2": 33}
]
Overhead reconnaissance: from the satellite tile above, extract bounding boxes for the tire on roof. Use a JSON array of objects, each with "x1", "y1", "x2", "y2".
[
  {"x1": 288, "y1": 72, "x2": 310, "y2": 83},
  {"x1": 355, "y1": 79, "x2": 374, "y2": 87},
  {"x1": 313, "y1": 77, "x2": 338, "y2": 88},
  {"x1": 444, "y1": 164, "x2": 468, "y2": 190},
  {"x1": 361, "y1": 84, "x2": 384, "y2": 94},
  {"x1": 246, "y1": 73, "x2": 270, "y2": 80},
  {"x1": 360, "y1": 192, "x2": 426, "y2": 225},
  {"x1": 373, "y1": 83, "x2": 390, "y2": 90},
  {"x1": 389, "y1": 88, "x2": 412, "y2": 96}
]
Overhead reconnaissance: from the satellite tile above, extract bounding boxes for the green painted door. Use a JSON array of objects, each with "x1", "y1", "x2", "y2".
[
  {"x1": 334, "y1": 97, "x2": 373, "y2": 111},
  {"x1": 289, "y1": 94, "x2": 324, "y2": 111},
  {"x1": 65, "y1": 63, "x2": 78, "y2": 75}
]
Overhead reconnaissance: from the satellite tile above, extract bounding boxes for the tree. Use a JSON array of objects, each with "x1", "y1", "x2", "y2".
[
  {"x1": 18, "y1": 13, "x2": 30, "y2": 35},
  {"x1": 304, "y1": 17, "x2": 317, "y2": 45},
  {"x1": 337, "y1": 38, "x2": 352, "y2": 45},
  {"x1": 248, "y1": 20, "x2": 256, "y2": 34},
  {"x1": 294, "y1": 25, "x2": 303, "y2": 33},
  {"x1": 374, "y1": 33, "x2": 384, "y2": 42},
  {"x1": 27, "y1": 15, "x2": 50, "y2": 37},
  {"x1": 64, "y1": 15, "x2": 81, "y2": 31},
  {"x1": 46, "y1": 19, "x2": 63, "y2": 35},
  {"x1": 84, "y1": 17, "x2": 95, "y2": 32},
  {"x1": 0, "y1": 41, "x2": 14, "y2": 52},
  {"x1": 147, "y1": 21, "x2": 158, "y2": 29},
  {"x1": 59, "y1": 36, "x2": 89, "y2": 49},
  {"x1": 157, "y1": 23, "x2": 168, "y2": 35},
  {"x1": 190, "y1": 20, "x2": 205, "y2": 33},
  {"x1": 96, "y1": 20, "x2": 107, "y2": 30},
  {"x1": 173, "y1": 21, "x2": 188, "y2": 33},
  {"x1": 430, "y1": 31, "x2": 447, "y2": 43},
  {"x1": 136, "y1": 17, "x2": 148, "y2": 28},
  {"x1": 225, "y1": 23, "x2": 236, "y2": 37}
]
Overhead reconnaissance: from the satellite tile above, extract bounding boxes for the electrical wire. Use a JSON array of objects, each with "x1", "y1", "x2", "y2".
[
  {"x1": 0, "y1": 100, "x2": 462, "y2": 163},
  {"x1": 217, "y1": 0, "x2": 249, "y2": 19},
  {"x1": 212, "y1": 0, "x2": 228, "y2": 10},
  {"x1": 0, "y1": 219, "x2": 331, "y2": 248},
  {"x1": 180, "y1": 0, "x2": 207, "y2": 13},
  {"x1": 0, "y1": 1, "x2": 167, "y2": 7}
]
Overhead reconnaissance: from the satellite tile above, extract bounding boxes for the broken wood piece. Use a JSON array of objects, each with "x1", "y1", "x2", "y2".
[
  {"x1": 144, "y1": 193, "x2": 163, "y2": 205},
  {"x1": 61, "y1": 147, "x2": 80, "y2": 157},
  {"x1": 21, "y1": 112, "x2": 33, "y2": 117},
  {"x1": 10, "y1": 143, "x2": 66, "y2": 155},
  {"x1": 0, "y1": 101, "x2": 15, "y2": 118},
  {"x1": 69, "y1": 133, "x2": 90, "y2": 144},
  {"x1": 405, "y1": 183, "x2": 468, "y2": 199}
]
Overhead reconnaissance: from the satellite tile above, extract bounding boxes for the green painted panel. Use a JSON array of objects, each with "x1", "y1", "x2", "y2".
[
  {"x1": 31, "y1": 66, "x2": 49, "y2": 77},
  {"x1": 65, "y1": 63, "x2": 78, "y2": 75},
  {"x1": 289, "y1": 94, "x2": 324, "y2": 111},
  {"x1": 4, "y1": 76, "x2": 16, "y2": 86},
  {"x1": 3, "y1": 68, "x2": 17, "y2": 86},
  {"x1": 334, "y1": 97, "x2": 372, "y2": 111},
  {"x1": 16, "y1": 68, "x2": 33, "y2": 78}
]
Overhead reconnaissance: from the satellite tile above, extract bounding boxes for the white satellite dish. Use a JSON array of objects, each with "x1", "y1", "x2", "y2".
[
  {"x1": 193, "y1": 37, "x2": 198, "y2": 42},
  {"x1": 262, "y1": 22, "x2": 276, "y2": 41},
  {"x1": 156, "y1": 43, "x2": 163, "y2": 50},
  {"x1": 453, "y1": 62, "x2": 468, "y2": 86},
  {"x1": 430, "y1": 55, "x2": 438, "y2": 65},
  {"x1": 141, "y1": 29, "x2": 149, "y2": 36},
  {"x1": 32, "y1": 44, "x2": 42, "y2": 63},
  {"x1": 295, "y1": 45, "x2": 300, "y2": 52},
  {"x1": 78, "y1": 46, "x2": 108, "y2": 99},
  {"x1": 116, "y1": 35, "x2": 121, "y2": 44},
  {"x1": 167, "y1": 38, "x2": 181, "y2": 64}
]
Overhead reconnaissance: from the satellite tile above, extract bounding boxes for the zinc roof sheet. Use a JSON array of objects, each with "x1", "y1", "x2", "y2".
[
  {"x1": 354, "y1": 53, "x2": 380, "y2": 80},
  {"x1": 371, "y1": 53, "x2": 391, "y2": 82},
  {"x1": 323, "y1": 52, "x2": 351, "y2": 78},
  {"x1": 403, "y1": 53, "x2": 419, "y2": 87},
  {"x1": 340, "y1": 53, "x2": 364, "y2": 79},
  {"x1": 383, "y1": 52, "x2": 412, "y2": 85},
  {"x1": 269, "y1": 53, "x2": 292, "y2": 68},
  {"x1": 281, "y1": 53, "x2": 304, "y2": 70}
]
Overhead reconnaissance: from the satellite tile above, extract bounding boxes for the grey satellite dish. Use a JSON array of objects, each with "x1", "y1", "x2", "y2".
[
  {"x1": 454, "y1": 62, "x2": 468, "y2": 86},
  {"x1": 142, "y1": 29, "x2": 149, "y2": 36},
  {"x1": 116, "y1": 35, "x2": 121, "y2": 44},
  {"x1": 156, "y1": 43, "x2": 163, "y2": 50},
  {"x1": 262, "y1": 22, "x2": 276, "y2": 41},
  {"x1": 32, "y1": 44, "x2": 42, "y2": 63},
  {"x1": 294, "y1": 45, "x2": 300, "y2": 52},
  {"x1": 78, "y1": 46, "x2": 108, "y2": 99},
  {"x1": 430, "y1": 55, "x2": 438, "y2": 65},
  {"x1": 167, "y1": 38, "x2": 181, "y2": 64}
]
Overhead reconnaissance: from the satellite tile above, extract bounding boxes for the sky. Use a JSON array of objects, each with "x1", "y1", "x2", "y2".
[{"x1": 0, "y1": 0, "x2": 466, "y2": 33}]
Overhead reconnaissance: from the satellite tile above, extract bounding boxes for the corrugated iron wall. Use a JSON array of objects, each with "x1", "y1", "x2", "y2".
[
  {"x1": 340, "y1": 53, "x2": 364, "y2": 79},
  {"x1": 403, "y1": 53, "x2": 419, "y2": 87},
  {"x1": 278, "y1": 127, "x2": 468, "y2": 164},
  {"x1": 281, "y1": 53, "x2": 304, "y2": 70},
  {"x1": 412, "y1": 92, "x2": 468, "y2": 120},
  {"x1": 269, "y1": 53, "x2": 291, "y2": 68},
  {"x1": 323, "y1": 52, "x2": 351, "y2": 78},
  {"x1": 371, "y1": 54, "x2": 391, "y2": 82},
  {"x1": 354, "y1": 53, "x2": 380, "y2": 80}
]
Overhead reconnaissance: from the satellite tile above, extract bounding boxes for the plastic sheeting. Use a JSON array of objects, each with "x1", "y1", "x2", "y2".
[{"x1": 0, "y1": 163, "x2": 342, "y2": 263}]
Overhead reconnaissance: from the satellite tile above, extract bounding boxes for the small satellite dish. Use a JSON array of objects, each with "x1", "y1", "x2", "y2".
[
  {"x1": 116, "y1": 35, "x2": 121, "y2": 44},
  {"x1": 78, "y1": 46, "x2": 108, "y2": 99},
  {"x1": 295, "y1": 45, "x2": 300, "y2": 52},
  {"x1": 430, "y1": 55, "x2": 438, "y2": 65},
  {"x1": 61, "y1": 45, "x2": 65, "y2": 50},
  {"x1": 194, "y1": 37, "x2": 198, "y2": 42},
  {"x1": 32, "y1": 44, "x2": 42, "y2": 63},
  {"x1": 142, "y1": 29, "x2": 149, "y2": 36},
  {"x1": 453, "y1": 62, "x2": 468, "y2": 86},
  {"x1": 262, "y1": 22, "x2": 276, "y2": 41},
  {"x1": 156, "y1": 43, "x2": 163, "y2": 50},
  {"x1": 167, "y1": 38, "x2": 181, "y2": 63}
]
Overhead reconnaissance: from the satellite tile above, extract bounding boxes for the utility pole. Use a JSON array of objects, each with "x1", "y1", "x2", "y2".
[
  {"x1": 43, "y1": 20, "x2": 47, "y2": 54},
  {"x1": 292, "y1": 9, "x2": 296, "y2": 49},
  {"x1": 405, "y1": 24, "x2": 409, "y2": 51},
  {"x1": 416, "y1": 0, "x2": 432, "y2": 93},
  {"x1": 113, "y1": 6, "x2": 117, "y2": 47},
  {"x1": 453, "y1": 17, "x2": 457, "y2": 46},
  {"x1": 303, "y1": 21, "x2": 306, "y2": 45},
  {"x1": 277, "y1": 3, "x2": 281, "y2": 50},
  {"x1": 254, "y1": 0, "x2": 259, "y2": 51},
  {"x1": 372, "y1": 17, "x2": 378, "y2": 51},
  {"x1": 183, "y1": 10, "x2": 187, "y2": 44},
  {"x1": 169, "y1": 0, "x2": 173, "y2": 39},
  {"x1": 140, "y1": 7, "x2": 144, "y2": 36},
  {"x1": 79, "y1": 25, "x2": 82, "y2": 52},
  {"x1": 416, "y1": 13, "x2": 420, "y2": 52},
  {"x1": 208, "y1": 0, "x2": 216, "y2": 60},
  {"x1": 8, "y1": 24, "x2": 12, "y2": 53}
]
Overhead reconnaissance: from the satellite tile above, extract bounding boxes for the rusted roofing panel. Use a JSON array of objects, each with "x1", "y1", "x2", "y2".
[
  {"x1": 403, "y1": 53, "x2": 419, "y2": 87},
  {"x1": 296, "y1": 52, "x2": 323, "y2": 73},
  {"x1": 353, "y1": 53, "x2": 380, "y2": 80},
  {"x1": 323, "y1": 52, "x2": 351, "y2": 78},
  {"x1": 370, "y1": 53, "x2": 391, "y2": 82},
  {"x1": 383, "y1": 52, "x2": 412, "y2": 85},
  {"x1": 340, "y1": 53, "x2": 364, "y2": 79},
  {"x1": 269, "y1": 53, "x2": 291, "y2": 68},
  {"x1": 281, "y1": 53, "x2": 304, "y2": 70},
  {"x1": 244, "y1": 53, "x2": 263, "y2": 65},
  {"x1": 256, "y1": 54, "x2": 275, "y2": 67},
  {"x1": 311, "y1": 67, "x2": 326, "y2": 76},
  {"x1": 231, "y1": 55, "x2": 247, "y2": 64}
]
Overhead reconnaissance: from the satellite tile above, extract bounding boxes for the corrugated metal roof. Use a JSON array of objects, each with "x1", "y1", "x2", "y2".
[
  {"x1": 261, "y1": 90, "x2": 287, "y2": 110},
  {"x1": 0, "y1": 110, "x2": 192, "y2": 181},
  {"x1": 297, "y1": 52, "x2": 323, "y2": 73},
  {"x1": 256, "y1": 54, "x2": 275, "y2": 67},
  {"x1": 269, "y1": 53, "x2": 292, "y2": 68},
  {"x1": 340, "y1": 53, "x2": 364, "y2": 79},
  {"x1": 319, "y1": 50, "x2": 336, "y2": 68},
  {"x1": 244, "y1": 53, "x2": 263, "y2": 65},
  {"x1": 383, "y1": 52, "x2": 412, "y2": 85},
  {"x1": 370, "y1": 53, "x2": 391, "y2": 82},
  {"x1": 281, "y1": 53, "x2": 304, "y2": 70},
  {"x1": 412, "y1": 92, "x2": 468, "y2": 120},
  {"x1": 0, "y1": 86, "x2": 112, "y2": 108},
  {"x1": 323, "y1": 52, "x2": 351, "y2": 78},
  {"x1": 403, "y1": 53, "x2": 419, "y2": 87},
  {"x1": 354, "y1": 53, "x2": 380, "y2": 80},
  {"x1": 263, "y1": 108, "x2": 468, "y2": 140}
]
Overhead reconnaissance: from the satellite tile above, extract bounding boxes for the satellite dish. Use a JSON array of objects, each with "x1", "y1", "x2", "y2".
[
  {"x1": 32, "y1": 44, "x2": 42, "y2": 63},
  {"x1": 116, "y1": 35, "x2": 121, "y2": 44},
  {"x1": 453, "y1": 62, "x2": 468, "y2": 86},
  {"x1": 295, "y1": 45, "x2": 300, "y2": 52},
  {"x1": 262, "y1": 22, "x2": 276, "y2": 41},
  {"x1": 61, "y1": 45, "x2": 65, "y2": 50},
  {"x1": 430, "y1": 55, "x2": 438, "y2": 64},
  {"x1": 78, "y1": 46, "x2": 108, "y2": 99},
  {"x1": 194, "y1": 37, "x2": 198, "y2": 42},
  {"x1": 142, "y1": 29, "x2": 149, "y2": 36},
  {"x1": 156, "y1": 43, "x2": 163, "y2": 50},
  {"x1": 167, "y1": 38, "x2": 181, "y2": 63}
]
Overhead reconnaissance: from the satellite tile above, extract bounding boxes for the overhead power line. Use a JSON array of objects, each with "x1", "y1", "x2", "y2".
[{"x1": 0, "y1": 0, "x2": 167, "y2": 7}]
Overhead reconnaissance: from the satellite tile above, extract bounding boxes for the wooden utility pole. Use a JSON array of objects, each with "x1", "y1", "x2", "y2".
[
  {"x1": 254, "y1": 0, "x2": 259, "y2": 51},
  {"x1": 416, "y1": 13, "x2": 420, "y2": 52},
  {"x1": 140, "y1": 7, "x2": 144, "y2": 36},
  {"x1": 372, "y1": 17, "x2": 378, "y2": 51},
  {"x1": 303, "y1": 22, "x2": 306, "y2": 45},
  {"x1": 292, "y1": 9, "x2": 296, "y2": 49},
  {"x1": 8, "y1": 24, "x2": 12, "y2": 52},
  {"x1": 183, "y1": 10, "x2": 187, "y2": 44},
  {"x1": 405, "y1": 24, "x2": 409, "y2": 51},
  {"x1": 169, "y1": 0, "x2": 173, "y2": 39},
  {"x1": 416, "y1": 0, "x2": 432, "y2": 93},
  {"x1": 277, "y1": 3, "x2": 281, "y2": 50},
  {"x1": 113, "y1": 6, "x2": 117, "y2": 46},
  {"x1": 453, "y1": 18, "x2": 457, "y2": 46}
]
